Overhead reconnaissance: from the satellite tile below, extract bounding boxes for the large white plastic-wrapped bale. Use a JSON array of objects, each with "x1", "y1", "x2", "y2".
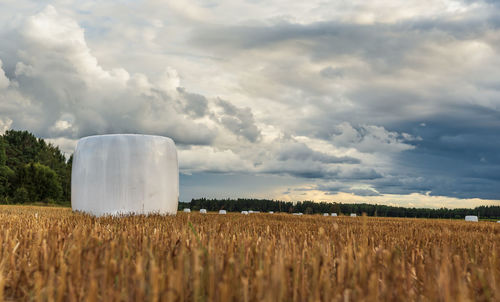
[
  {"x1": 241, "y1": 211, "x2": 249, "y2": 215},
  {"x1": 323, "y1": 213, "x2": 329, "y2": 216},
  {"x1": 200, "y1": 209, "x2": 207, "y2": 214},
  {"x1": 293, "y1": 212, "x2": 303, "y2": 216},
  {"x1": 350, "y1": 213, "x2": 357, "y2": 217},
  {"x1": 219, "y1": 210, "x2": 227, "y2": 215},
  {"x1": 183, "y1": 208, "x2": 191, "y2": 213},
  {"x1": 332, "y1": 213, "x2": 338, "y2": 217},
  {"x1": 71, "y1": 134, "x2": 179, "y2": 216},
  {"x1": 268, "y1": 211, "x2": 274, "y2": 214},
  {"x1": 465, "y1": 215, "x2": 478, "y2": 222}
]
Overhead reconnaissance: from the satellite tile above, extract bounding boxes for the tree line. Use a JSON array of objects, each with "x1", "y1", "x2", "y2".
[
  {"x1": 180, "y1": 198, "x2": 500, "y2": 219},
  {"x1": 1, "y1": 129, "x2": 499, "y2": 219},
  {"x1": 0, "y1": 130, "x2": 72, "y2": 205}
]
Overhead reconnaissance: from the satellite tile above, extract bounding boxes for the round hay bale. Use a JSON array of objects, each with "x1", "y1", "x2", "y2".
[
  {"x1": 331, "y1": 213, "x2": 338, "y2": 217},
  {"x1": 183, "y1": 208, "x2": 191, "y2": 213},
  {"x1": 323, "y1": 213, "x2": 329, "y2": 216},
  {"x1": 200, "y1": 209, "x2": 207, "y2": 214},
  {"x1": 71, "y1": 134, "x2": 178, "y2": 216},
  {"x1": 465, "y1": 215, "x2": 478, "y2": 222},
  {"x1": 219, "y1": 210, "x2": 227, "y2": 215},
  {"x1": 268, "y1": 211, "x2": 274, "y2": 214},
  {"x1": 350, "y1": 213, "x2": 357, "y2": 217},
  {"x1": 241, "y1": 211, "x2": 249, "y2": 215}
]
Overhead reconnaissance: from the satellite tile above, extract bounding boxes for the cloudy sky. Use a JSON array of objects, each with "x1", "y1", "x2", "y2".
[{"x1": 1, "y1": 0, "x2": 500, "y2": 208}]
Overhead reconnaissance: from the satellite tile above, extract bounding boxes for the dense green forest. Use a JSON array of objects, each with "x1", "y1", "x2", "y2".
[
  {"x1": 180, "y1": 198, "x2": 500, "y2": 219},
  {"x1": 0, "y1": 130, "x2": 72, "y2": 205}
]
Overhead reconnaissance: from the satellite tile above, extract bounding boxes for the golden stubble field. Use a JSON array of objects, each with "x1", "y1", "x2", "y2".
[{"x1": 0, "y1": 205, "x2": 498, "y2": 302}]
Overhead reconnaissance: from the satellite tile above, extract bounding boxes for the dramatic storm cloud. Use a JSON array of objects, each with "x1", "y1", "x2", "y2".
[{"x1": 1, "y1": 1, "x2": 499, "y2": 207}]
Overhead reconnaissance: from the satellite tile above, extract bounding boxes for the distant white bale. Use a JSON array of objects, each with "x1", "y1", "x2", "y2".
[
  {"x1": 332, "y1": 213, "x2": 338, "y2": 217},
  {"x1": 72, "y1": 134, "x2": 178, "y2": 216},
  {"x1": 323, "y1": 213, "x2": 329, "y2": 216},
  {"x1": 219, "y1": 210, "x2": 227, "y2": 215},
  {"x1": 200, "y1": 209, "x2": 207, "y2": 214},
  {"x1": 350, "y1": 213, "x2": 357, "y2": 217},
  {"x1": 465, "y1": 215, "x2": 478, "y2": 222},
  {"x1": 253, "y1": 211, "x2": 260, "y2": 213},
  {"x1": 497, "y1": 221, "x2": 500, "y2": 223},
  {"x1": 241, "y1": 211, "x2": 249, "y2": 215},
  {"x1": 293, "y1": 213, "x2": 303, "y2": 216},
  {"x1": 268, "y1": 211, "x2": 274, "y2": 214},
  {"x1": 248, "y1": 210, "x2": 254, "y2": 214},
  {"x1": 183, "y1": 208, "x2": 191, "y2": 213}
]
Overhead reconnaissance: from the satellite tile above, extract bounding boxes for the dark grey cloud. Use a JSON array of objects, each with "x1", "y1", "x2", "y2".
[
  {"x1": 383, "y1": 114, "x2": 500, "y2": 199},
  {"x1": 319, "y1": 66, "x2": 344, "y2": 79},
  {"x1": 216, "y1": 99, "x2": 261, "y2": 142},
  {"x1": 177, "y1": 88, "x2": 209, "y2": 118},
  {"x1": 188, "y1": 15, "x2": 500, "y2": 200},
  {"x1": 277, "y1": 142, "x2": 359, "y2": 164},
  {"x1": 261, "y1": 157, "x2": 380, "y2": 180},
  {"x1": 190, "y1": 16, "x2": 500, "y2": 70},
  {"x1": 339, "y1": 168, "x2": 382, "y2": 180}
]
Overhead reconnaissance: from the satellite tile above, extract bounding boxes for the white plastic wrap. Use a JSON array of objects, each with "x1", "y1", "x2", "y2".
[
  {"x1": 183, "y1": 208, "x2": 191, "y2": 213},
  {"x1": 323, "y1": 213, "x2": 329, "y2": 216},
  {"x1": 332, "y1": 213, "x2": 338, "y2": 217},
  {"x1": 219, "y1": 210, "x2": 227, "y2": 215},
  {"x1": 71, "y1": 134, "x2": 179, "y2": 216},
  {"x1": 350, "y1": 213, "x2": 357, "y2": 217},
  {"x1": 200, "y1": 209, "x2": 207, "y2": 214},
  {"x1": 465, "y1": 215, "x2": 478, "y2": 222},
  {"x1": 241, "y1": 211, "x2": 249, "y2": 215}
]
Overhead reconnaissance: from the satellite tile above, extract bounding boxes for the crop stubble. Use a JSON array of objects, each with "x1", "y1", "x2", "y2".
[{"x1": 0, "y1": 205, "x2": 498, "y2": 301}]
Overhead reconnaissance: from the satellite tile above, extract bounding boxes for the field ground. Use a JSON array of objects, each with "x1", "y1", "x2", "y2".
[{"x1": 0, "y1": 205, "x2": 498, "y2": 301}]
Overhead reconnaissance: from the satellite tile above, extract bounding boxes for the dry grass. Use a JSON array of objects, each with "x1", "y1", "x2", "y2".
[{"x1": 0, "y1": 205, "x2": 498, "y2": 301}]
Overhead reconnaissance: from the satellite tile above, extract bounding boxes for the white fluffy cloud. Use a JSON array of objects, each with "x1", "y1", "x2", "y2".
[{"x1": 1, "y1": 6, "x2": 222, "y2": 146}]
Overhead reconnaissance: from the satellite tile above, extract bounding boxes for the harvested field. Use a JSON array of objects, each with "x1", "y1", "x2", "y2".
[{"x1": 0, "y1": 205, "x2": 498, "y2": 301}]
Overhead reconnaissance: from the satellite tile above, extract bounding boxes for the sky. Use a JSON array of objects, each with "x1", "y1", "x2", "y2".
[{"x1": 1, "y1": 0, "x2": 500, "y2": 208}]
